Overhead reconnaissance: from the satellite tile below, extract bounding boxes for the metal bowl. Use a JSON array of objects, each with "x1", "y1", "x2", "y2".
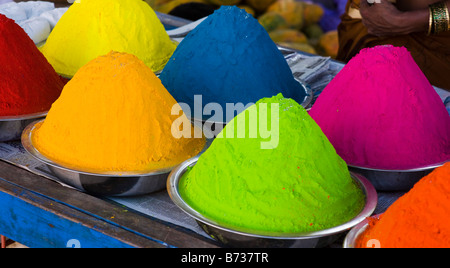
[
  {"x1": 58, "y1": 73, "x2": 72, "y2": 80},
  {"x1": 296, "y1": 78, "x2": 314, "y2": 111},
  {"x1": 21, "y1": 120, "x2": 205, "y2": 197},
  {"x1": 0, "y1": 112, "x2": 47, "y2": 142},
  {"x1": 190, "y1": 79, "x2": 313, "y2": 139},
  {"x1": 343, "y1": 214, "x2": 382, "y2": 248},
  {"x1": 167, "y1": 156, "x2": 378, "y2": 248},
  {"x1": 349, "y1": 162, "x2": 447, "y2": 191}
]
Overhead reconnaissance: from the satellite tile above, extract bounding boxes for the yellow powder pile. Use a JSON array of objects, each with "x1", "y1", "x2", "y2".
[
  {"x1": 32, "y1": 51, "x2": 205, "y2": 174},
  {"x1": 41, "y1": 0, "x2": 176, "y2": 77}
]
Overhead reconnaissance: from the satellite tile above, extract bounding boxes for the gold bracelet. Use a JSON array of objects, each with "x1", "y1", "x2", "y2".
[
  {"x1": 446, "y1": 2, "x2": 450, "y2": 30},
  {"x1": 428, "y1": 7, "x2": 433, "y2": 35},
  {"x1": 430, "y1": 1, "x2": 450, "y2": 34},
  {"x1": 436, "y1": 2, "x2": 448, "y2": 33}
]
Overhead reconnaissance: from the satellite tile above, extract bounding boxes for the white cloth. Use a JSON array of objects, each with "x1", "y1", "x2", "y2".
[
  {"x1": 18, "y1": 16, "x2": 51, "y2": 44},
  {"x1": 0, "y1": 1, "x2": 67, "y2": 44},
  {"x1": 39, "y1": 7, "x2": 68, "y2": 29},
  {"x1": 0, "y1": 0, "x2": 12, "y2": 5},
  {"x1": 0, "y1": 2, "x2": 28, "y2": 22},
  {"x1": 17, "y1": 1, "x2": 54, "y2": 19}
]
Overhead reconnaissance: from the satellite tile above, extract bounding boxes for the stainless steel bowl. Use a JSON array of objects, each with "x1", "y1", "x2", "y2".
[
  {"x1": 0, "y1": 112, "x2": 47, "y2": 142},
  {"x1": 58, "y1": 73, "x2": 72, "y2": 80},
  {"x1": 349, "y1": 162, "x2": 447, "y2": 191},
  {"x1": 190, "y1": 79, "x2": 313, "y2": 139},
  {"x1": 21, "y1": 120, "x2": 206, "y2": 197},
  {"x1": 343, "y1": 214, "x2": 382, "y2": 248},
  {"x1": 167, "y1": 156, "x2": 378, "y2": 248},
  {"x1": 296, "y1": 78, "x2": 314, "y2": 111}
]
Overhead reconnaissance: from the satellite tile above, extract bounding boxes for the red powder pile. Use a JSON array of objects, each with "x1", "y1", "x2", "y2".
[
  {"x1": 0, "y1": 14, "x2": 64, "y2": 117},
  {"x1": 356, "y1": 163, "x2": 450, "y2": 248},
  {"x1": 309, "y1": 45, "x2": 450, "y2": 170}
]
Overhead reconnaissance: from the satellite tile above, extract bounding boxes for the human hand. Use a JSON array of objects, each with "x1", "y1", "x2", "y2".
[{"x1": 359, "y1": 0, "x2": 428, "y2": 36}]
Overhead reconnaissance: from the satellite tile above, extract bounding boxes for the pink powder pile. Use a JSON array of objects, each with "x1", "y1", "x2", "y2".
[{"x1": 309, "y1": 45, "x2": 450, "y2": 170}]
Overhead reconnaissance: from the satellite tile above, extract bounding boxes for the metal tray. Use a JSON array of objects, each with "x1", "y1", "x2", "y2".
[
  {"x1": 0, "y1": 112, "x2": 47, "y2": 142},
  {"x1": 167, "y1": 156, "x2": 378, "y2": 248},
  {"x1": 21, "y1": 120, "x2": 205, "y2": 197},
  {"x1": 349, "y1": 162, "x2": 447, "y2": 191}
]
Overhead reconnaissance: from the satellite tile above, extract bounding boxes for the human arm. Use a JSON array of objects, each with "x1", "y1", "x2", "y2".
[
  {"x1": 359, "y1": 0, "x2": 430, "y2": 36},
  {"x1": 359, "y1": 0, "x2": 450, "y2": 37},
  {"x1": 396, "y1": 0, "x2": 443, "y2": 11}
]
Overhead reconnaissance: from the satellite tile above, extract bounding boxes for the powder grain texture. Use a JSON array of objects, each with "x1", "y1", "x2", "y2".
[
  {"x1": 0, "y1": 14, "x2": 64, "y2": 117},
  {"x1": 309, "y1": 45, "x2": 450, "y2": 170},
  {"x1": 159, "y1": 6, "x2": 306, "y2": 122},
  {"x1": 32, "y1": 52, "x2": 205, "y2": 173},
  {"x1": 179, "y1": 94, "x2": 365, "y2": 234},
  {"x1": 356, "y1": 163, "x2": 450, "y2": 248},
  {"x1": 41, "y1": 0, "x2": 176, "y2": 77}
]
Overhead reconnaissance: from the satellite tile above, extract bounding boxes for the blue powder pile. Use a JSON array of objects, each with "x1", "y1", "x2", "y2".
[{"x1": 159, "y1": 6, "x2": 306, "y2": 122}]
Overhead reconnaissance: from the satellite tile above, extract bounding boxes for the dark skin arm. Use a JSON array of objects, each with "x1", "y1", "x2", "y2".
[
  {"x1": 359, "y1": 0, "x2": 450, "y2": 37},
  {"x1": 397, "y1": 0, "x2": 443, "y2": 11}
]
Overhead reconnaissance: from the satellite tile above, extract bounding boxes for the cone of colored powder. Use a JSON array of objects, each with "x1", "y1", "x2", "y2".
[
  {"x1": 309, "y1": 45, "x2": 450, "y2": 170},
  {"x1": 40, "y1": 0, "x2": 176, "y2": 77},
  {"x1": 32, "y1": 51, "x2": 205, "y2": 174},
  {"x1": 0, "y1": 14, "x2": 64, "y2": 117},
  {"x1": 179, "y1": 94, "x2": 365, "y2": 234},
  {"x1": 159, "y1": 6, "x2": 307, "y2": 122},
  {"x1": 356, "y1": 162, "x2": 450, "y2": 248}
]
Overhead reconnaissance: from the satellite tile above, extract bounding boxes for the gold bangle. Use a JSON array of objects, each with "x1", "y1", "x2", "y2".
[
  {"x1": 428, "y1": 7, "x2": 433, "y2": 35},
  {"x1": 430, "y1": 1, "x2": 450, "y2": 34},
  {"x1": 437, "y1": 3, "x2": 448, "y2": 33},
  {"x1": 434, "y1": 3, "x2": 444, "y2": 34},
  {"x1": 446, "y1": 2, "x2": 450, "y2": 30}
]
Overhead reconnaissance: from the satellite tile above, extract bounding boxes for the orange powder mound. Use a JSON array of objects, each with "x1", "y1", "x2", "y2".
[
  {"x1": 356, "y1": 162, "x2": 450, "y2": 248},
  {"x1": 31, "y1": 51, "x2": 205, "y2": 174}
]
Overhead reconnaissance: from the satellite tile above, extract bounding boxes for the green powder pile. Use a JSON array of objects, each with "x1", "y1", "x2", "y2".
[{"x1": 179, "y1": 94, "x2": 365, "y2": 234}]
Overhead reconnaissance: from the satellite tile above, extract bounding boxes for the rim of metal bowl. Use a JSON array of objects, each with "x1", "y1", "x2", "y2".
[
  {"x1": 21, "y1": 119, "x2": 193, "y2": 177},
  {"x1": 343, "y1": 214, "x2": 382, "y2": 248},
  {"x1": 167, "y1": 156, "x2": 378, "y2": 240},
  {"x1": 348, "y1": 160, "x2": 448, "y2": 173},
  {"x1": 0, "y1": 111, "x2": 48, "y2": 122},
  {"x1": 57, "y1": 73, "x2": 73, "y2": 80},
  {"x1": 60, "y1": 69, "x2": 162, "y2": 80},
  {"x1": 189, "y1": 80, "x2": 313, "y2": 126}
]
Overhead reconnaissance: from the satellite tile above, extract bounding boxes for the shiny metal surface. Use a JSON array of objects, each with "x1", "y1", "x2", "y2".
[
  {"x1": 167, "y1": 156, "x2": 378, "y2": 248},
  {"x1": 0, "y1": 112, "x2": 47, "y2": 142},
  {"x1": 343, "y1": 214, "x2": 382, "y2": 248},
  {"x1": 21, "y1": 120, "x2": 191, "y2": 197},
  {"x1": 156, "y1": 11, "x2": 193, "y2": 29},
  {"x1": 298, "y1": 77, "x2": 314, "y2": 111},
  {"x1": 349, "y1": 162, "x2": 447, "y2": 191}
]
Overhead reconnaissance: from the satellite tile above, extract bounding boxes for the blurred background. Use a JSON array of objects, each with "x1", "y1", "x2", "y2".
[
  {"x1": 144, "y1": 0, "x2": 345, "y2": 59},
  {"x1": 7, "y1": 0, "x2": 344, "y2": 58}
]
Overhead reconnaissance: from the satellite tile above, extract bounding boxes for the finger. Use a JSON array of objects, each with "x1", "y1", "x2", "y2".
[
  {"x1": 373, "y1": 0, "x2": 393, "y2": 6},
  {"x1": 360, "y1": 0, "x2": 370, "y2": 7},
  {"x1": 359, "y1": 0, "x2": 371, "y2": 15}
]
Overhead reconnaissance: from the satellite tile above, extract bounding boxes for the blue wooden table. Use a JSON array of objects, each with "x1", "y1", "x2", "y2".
[{"x1": 0, "y1": 159, "x2": 220, "y2": 248}]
